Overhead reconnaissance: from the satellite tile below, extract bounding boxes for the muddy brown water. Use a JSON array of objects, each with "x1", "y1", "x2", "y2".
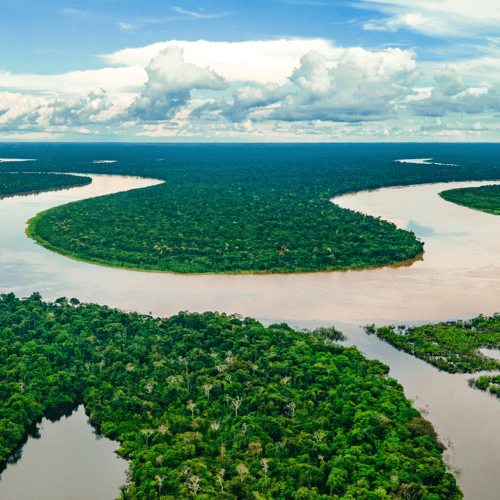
[{"x1": 1, "y1": 175, "x2": 500, "y2": 499}]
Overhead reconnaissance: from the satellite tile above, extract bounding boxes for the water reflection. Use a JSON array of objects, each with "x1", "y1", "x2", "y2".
[{"x1": 0, "y1": 405, "x2": 128, "y2": 500}]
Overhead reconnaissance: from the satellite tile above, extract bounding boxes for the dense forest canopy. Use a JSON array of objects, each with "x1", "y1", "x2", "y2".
[
  {"x1": 4, "y1": 143, "x2": 500, "y2": 274},
  {"x1": 439, "y1": 184, "x2": 500, "y2": 215},
  {"x1": 0, "y1": 172, "x2": 91, "y2": 198},
  {"x1": 26, "y1": 186, "x2": 423, "y2": 273},
  {"x1": 0, "y1": 292, "x2": 461, "y2": 499}
]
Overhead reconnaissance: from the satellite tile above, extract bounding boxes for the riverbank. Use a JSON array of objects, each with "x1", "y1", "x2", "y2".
[{"x1": 0, "y1": 172, "x2": 92, "y2": 200}]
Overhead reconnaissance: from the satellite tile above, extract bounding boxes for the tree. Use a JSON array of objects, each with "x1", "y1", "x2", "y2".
[
  {"x1": 202, "y1": 384, "x2": 213, "y2": 400},
  {"x1": 187, "y1": 400, "x2": 196, "y2": 419},
  {"x1": 141, "y1": 428, "x2": 154, "y2": 446},
  {"x1": 217, "y1": 468, "x2": 225, "y2": 492},
  {"x1": 232, "y1": 396, "x2": 242, "y2": 416},
  {"x1": 155, "y1": 475, "x2": 165, "y2": 497},
  {"x1": 236, "y1": 464, "x2": 249, "y2": 484},
  {"x1": 187, "y1": 475, "x2": 201, "y2": 495}
]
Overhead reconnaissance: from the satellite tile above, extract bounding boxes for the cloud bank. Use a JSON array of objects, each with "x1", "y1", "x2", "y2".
[
  {"x1": 1, "y1": 38, "x2": 500, "y2": 141},
  {"x1": 271, "y1": 48, "x2": 418, "y2": 122}
]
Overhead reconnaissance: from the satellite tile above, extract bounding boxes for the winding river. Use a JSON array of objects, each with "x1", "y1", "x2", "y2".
[{"x1": 1, "y1": 174, "x2": 500, "y2": 499}]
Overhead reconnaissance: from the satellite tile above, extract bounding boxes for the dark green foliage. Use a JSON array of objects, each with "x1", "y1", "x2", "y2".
[
  {"x1": 11, "y1": 142, "x2": 500, "y2": 274},
  {"x1": 0, "y1": 173, "x2": 91, "y2": 198},
  {"x1": 27, "y1": 187, "x2": 423, "y2": 273},
  {"x1": 312, "y1": 326, "x2": 348, "y2": 342},
  {"x1": 404, "y1": 418, "x2": 446, "y2": 452},
  {"x1": 21, "y1": 144, "x2": 436, "y2": 273},
  {"x1": 440, "y1": 184, "x2": 500, "y2": 215},
  {"x1": 0, "y1": 293, "x2": 462, "y2": 499},
  {"x1": 368, "y1": 315, "x2": 500, "y2": 373}
]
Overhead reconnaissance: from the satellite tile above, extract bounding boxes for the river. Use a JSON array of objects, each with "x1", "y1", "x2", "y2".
[{"x1": 1, "y1": 174, "x2": 500, "y2": 499}]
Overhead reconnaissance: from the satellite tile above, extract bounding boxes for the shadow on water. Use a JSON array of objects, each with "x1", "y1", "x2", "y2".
[
  {"x1": 0, "y1": 402, "x2": 128, "y2": 500},
  {"x1": 0, "y1": 402, "x2": 80, "y2": 474}
]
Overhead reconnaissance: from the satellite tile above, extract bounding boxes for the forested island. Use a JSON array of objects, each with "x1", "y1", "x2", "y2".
[
  {"x1": 366, "y1": 315, "x2": 500, "y2": 374},
  {"x1": 26, "y1": 187, "x2": 423, "y2": 273},
  {"x1": 367, "y1": 314, "x2": 500, "y2": 404},
  {"x1": 0, "y1": 172, "x2": 91, "y2": 199},
  {"x1": 439, "y1": 184, "x2": 500, "y2": 215},
  {"x1": 0, "y1": 292, "x2": 462, "y2": 499}
]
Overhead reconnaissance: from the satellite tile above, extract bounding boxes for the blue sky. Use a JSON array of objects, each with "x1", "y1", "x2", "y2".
[{"x1": 1, "y1": 0, "x2": 500, "y2": 141}]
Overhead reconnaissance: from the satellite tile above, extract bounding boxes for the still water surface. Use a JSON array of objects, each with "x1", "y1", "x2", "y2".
[
  {"x1": 0, "y1": 406, "x2": 128, "y2": 500},
  {"x1": 1, "y1": 175, "x2": 500, "y2": 499}
]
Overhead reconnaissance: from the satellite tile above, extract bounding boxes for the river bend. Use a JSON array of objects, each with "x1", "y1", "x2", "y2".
[{"x1": 1, "y1": 175, "x2": 500, "y2": 499}]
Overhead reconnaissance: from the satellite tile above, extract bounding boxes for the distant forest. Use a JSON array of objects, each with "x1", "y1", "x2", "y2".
[
  {"x1": 0, "y1": 292, "x2": 462, "y2": 499},
  {"x1": 440, "y1": 184, "x2": 500, "y2": 215},
  {"x1": 0, "y1": 172, "x2": 91, "y2": 199},
  {"x1": 5, "y1": 143, "x2": 500, "y2": 273}
]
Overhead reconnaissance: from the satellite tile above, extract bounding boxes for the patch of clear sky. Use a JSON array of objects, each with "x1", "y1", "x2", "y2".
[{"x1": 1, "y1": 0, "x2": 446, "y2": 75}]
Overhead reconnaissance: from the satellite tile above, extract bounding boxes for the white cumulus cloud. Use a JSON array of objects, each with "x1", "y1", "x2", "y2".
[
  {"x1": 0, "y1": 67, "x2": 146, "y2": 96},
  {"x1": 272, "y1": 47, "x2": 419, "y2": 122},
  {"x1": 126, "y1": 45, "x2": 228, "y2": 121},
  {"x1": 410, "y1": 65, "x2": 500, "y2": 116},
  {"x1": 3, "y1": 35, "x2": 499, "y2": 141},
  {"x1": 192, "y1": 82, "x2": 288, "y2": 122}
]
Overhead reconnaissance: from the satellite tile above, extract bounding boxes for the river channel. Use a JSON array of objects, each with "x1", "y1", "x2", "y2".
[{"x1": 1, "y1": 174, "x2": 500, "y2": 499}]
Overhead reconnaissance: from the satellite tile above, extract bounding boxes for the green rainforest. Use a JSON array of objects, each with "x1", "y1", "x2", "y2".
[
  {"x1": 0, "y1": 172, "x2": 91, "y2": 199},
  {"x1": 439, "y1": 184, "x2": 500, "y2": 215},
  {"x1": 8, "y1": 143, "x2": 500, "y2": 274},
  {"x1": 0, "y1": 293, "x2": 461, "y2": 500},
  {"x1": 468, "y1": 374, "x2": 500, "y2": 399},
  {"x1": 26, "y1": 188, "x2": 423, "y2": 274},
  {"x1": 3, "y1": 143, "x2": 500, "y2": 498}
]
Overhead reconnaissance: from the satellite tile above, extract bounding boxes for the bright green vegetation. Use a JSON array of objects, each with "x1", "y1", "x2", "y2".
[
  {"x1": 468, "y1": 375, "x2": 500, "y2": 398},
  {"x1": 366, "y1": 314, "x2": 500, "y2": 373},
  {"x1": 0, "y1": 172, "x2": 91, "y2": 198},
  {"x1": 439, "y1": 184, "x2": 500, "y2": 215},
  {"x1": 0, "y1": 292, "x2": 461, "y2": 499}
]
